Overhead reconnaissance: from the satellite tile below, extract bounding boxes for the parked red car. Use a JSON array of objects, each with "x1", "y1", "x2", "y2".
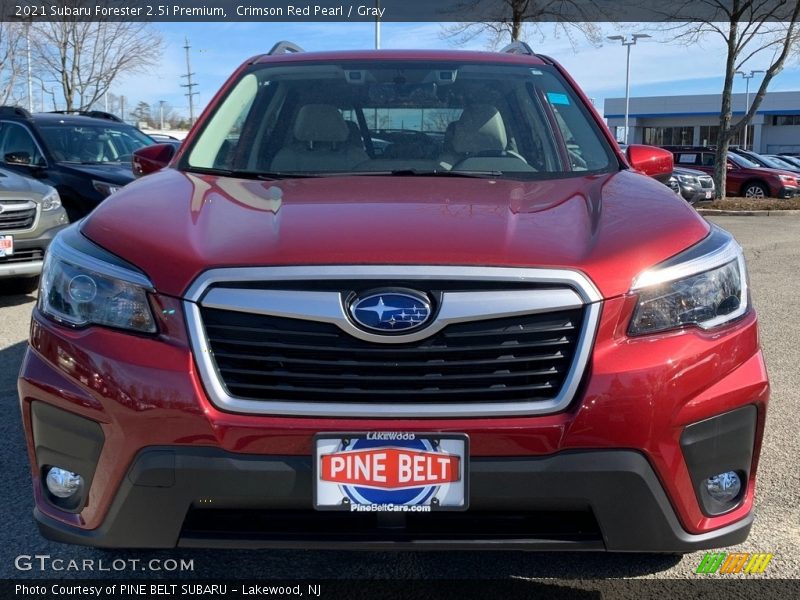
[
  {"x1": 18, "y1": 42, "x2": 768, "y2": 552},
  {"x1": 666, "y1": 145, "x2": 799, "y2": 198}
]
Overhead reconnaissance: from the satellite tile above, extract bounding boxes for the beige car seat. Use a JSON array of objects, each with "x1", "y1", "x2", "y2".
[{"x1": 271, "y1": 104, "x2": 368, "y2": 171}]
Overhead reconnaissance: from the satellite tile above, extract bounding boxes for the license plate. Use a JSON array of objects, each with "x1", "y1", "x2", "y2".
[
  {"x1": 705, "y1": 190, "x2": 713, "y2": 199},
  {"x1": 314, "y1": 432, "x2": 468, "y2": 511},
  {"x1": 0, "y1": 235, "x2": 12, "y2": 257}
]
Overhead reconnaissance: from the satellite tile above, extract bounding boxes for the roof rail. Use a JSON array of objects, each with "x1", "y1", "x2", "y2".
[
  {"x1": 268, "y1": 41, "x2": 305, "y2": 56},
  {"x1": 0, "y1": 105, "x2": 32, "y2": 119},
  {"x1": 500, "y1": 41, "x2": 535, "y2": 56},
  {"x1": 48, "y1": 110, "x2": 123, "y2": 122}
]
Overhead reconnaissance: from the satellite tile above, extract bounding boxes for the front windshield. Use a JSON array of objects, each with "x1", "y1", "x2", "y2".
[
  {"x1": 39, "y1": 123, "x2": 153, "y2": 164},
  {"x1": 776, "y1": 155, "x2": 800, "y2": 168},
  {"x1": 185, "y1": 61, "x2": 616, "y2": 180},
  {"x1": 761, "y1": 155, "x2": 794, "y2": 170}
]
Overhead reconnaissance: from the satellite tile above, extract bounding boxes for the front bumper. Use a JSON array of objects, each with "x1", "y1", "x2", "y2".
[
  {"x1": 18, "y1": 295, "x2": 769, "y2": 551},
  {"x1": 34, "y1": 446, "x2": 752, "y2": 551},
  {"x1": 0, "y1": 220, "x2": 68, "y2": 278},
  {"x1": 678, "y1": 184, "x2": 714, "y2": 204}
]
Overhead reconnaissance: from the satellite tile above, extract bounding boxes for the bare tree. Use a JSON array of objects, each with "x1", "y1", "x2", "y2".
[
  {"x1": 666, "y1": 1, "x2": 800, "y2": 198},
  {"x1": 30, "y1": 19, "x2": 163, "y2": 111},
  {"x1": 0, "y1": 22, "x2": 25, "y2": 105},
  {"x1": 440, "y1": 0, "x2": 603, "y2": 49}
]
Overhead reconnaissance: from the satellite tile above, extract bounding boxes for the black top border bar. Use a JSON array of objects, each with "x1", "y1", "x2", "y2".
[{"x1": 5, "y1": 0, "x2": 800, "y2": 23}]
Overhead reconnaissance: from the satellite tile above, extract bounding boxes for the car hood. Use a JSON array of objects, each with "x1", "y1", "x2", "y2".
[
  {"x1": 0, "y1": 167, "x2": 51, "y2": 197},
  {"x1": 745, "y1": 165, "x2": 797, "y2": 178},
  {"x1": 81, "y1": 168, "x2": 709, "y2": 298},
  {"x1": 58, "y1": 162, "x2": 136, "y2": 184},
  {"x1": 673, "y1": 167, "x2": 710, "y2": 177}
]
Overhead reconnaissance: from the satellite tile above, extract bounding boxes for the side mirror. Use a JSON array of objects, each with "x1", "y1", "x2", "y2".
[
  {"x1": 5, "y1": 151, "x2": 32, "y2": 166},
  {"x1": 132, "y1": 143, "x2": 177, "y2": 178},
  {"x1": 626, "y1": 144, "x2": 674, "y2": 182}
]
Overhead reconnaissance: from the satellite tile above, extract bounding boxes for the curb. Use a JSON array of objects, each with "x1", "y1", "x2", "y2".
[{"x1": 697, "y1": 209, "x2": 800, "y2": 217}]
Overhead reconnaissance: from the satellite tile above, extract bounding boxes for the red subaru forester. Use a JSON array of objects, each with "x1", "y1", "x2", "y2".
[{"x1": 18, "y1": 42, "x2": 768, "y2": 551}]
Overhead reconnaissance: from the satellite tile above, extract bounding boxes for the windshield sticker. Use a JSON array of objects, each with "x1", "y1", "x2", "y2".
[{"x1": 547, "y1": 92, "x2": 570, "y2": 106}]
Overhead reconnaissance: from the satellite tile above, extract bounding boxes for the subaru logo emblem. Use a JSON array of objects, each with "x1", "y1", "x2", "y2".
[{"x1": 349, "y1": 290, "x2": 432, "y2": 333}]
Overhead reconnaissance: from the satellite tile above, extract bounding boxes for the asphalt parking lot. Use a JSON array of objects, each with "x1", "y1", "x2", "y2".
[{"x1": 0, "y1": 216, "x2": 798, "y2": 585}]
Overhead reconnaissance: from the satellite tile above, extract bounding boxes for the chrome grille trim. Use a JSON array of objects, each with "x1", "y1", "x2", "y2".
[
  {"x1": 0, "y1": 199, "x2": 38, "y2": 232},
  {"x1": 184, "y1": 265, "x2": 602, "y2": 418}
]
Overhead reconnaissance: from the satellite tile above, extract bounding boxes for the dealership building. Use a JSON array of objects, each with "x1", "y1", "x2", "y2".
[{"x1": 604, "y1": 91, "x2": 800, "y2": 153}]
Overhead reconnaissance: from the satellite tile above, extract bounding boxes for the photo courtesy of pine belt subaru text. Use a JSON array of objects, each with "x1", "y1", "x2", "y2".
[{"x1": 17, "y1": 41, "x2": 769, "y2": 552}]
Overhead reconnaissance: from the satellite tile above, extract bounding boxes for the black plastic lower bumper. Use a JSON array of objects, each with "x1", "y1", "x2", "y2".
[{"x1": 34, "y1": 447, "x2": 752, "y2": 552}]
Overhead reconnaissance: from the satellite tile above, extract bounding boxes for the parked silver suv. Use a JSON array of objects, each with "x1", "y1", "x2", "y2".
[{"x1": 0, "y1": 167, "x2": 68, "y2": 293}]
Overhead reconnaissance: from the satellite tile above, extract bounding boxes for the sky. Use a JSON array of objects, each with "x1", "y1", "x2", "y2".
[{"x1": 108, "y1": 21, "x2": 800, "y2": 122}]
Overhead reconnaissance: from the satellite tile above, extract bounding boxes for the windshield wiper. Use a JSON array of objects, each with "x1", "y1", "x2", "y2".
[
  {"x1": 185, "y1": 167, "x2": 321, "y2": 180},
  {"x1": 388, "y1": 169, "x2": 503, "y2": 178}
]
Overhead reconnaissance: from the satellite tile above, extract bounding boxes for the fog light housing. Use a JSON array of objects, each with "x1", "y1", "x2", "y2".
[
  {"x1": 45, "y1": 467, "x2": 83, "y2": 498},
  {"x1": 705, "y1": 471, "x2": 741, "y2": 504}
]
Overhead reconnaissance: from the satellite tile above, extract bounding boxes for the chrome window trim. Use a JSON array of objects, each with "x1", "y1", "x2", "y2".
[{"x1": 183, "y1": 265, "x2": 602, "y2": 418}]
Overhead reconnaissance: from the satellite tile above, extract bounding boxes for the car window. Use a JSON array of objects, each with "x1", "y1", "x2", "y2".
[
  {"x1": 676, "y1": 153, "x2": 698, "y2": 165},
  {"x1": 761, "y1": 155, "x2": 793, "y2": 170},
  {"x1": 728, "y1": 153, "x2": 760, "y2": 168},
  {"x1": 186, "y1": 61, "x2": 617, "y2": 180},
  {"x1": 0, "y1": 122, "x2": 45, "y2": 166},
  {"x1": 37, "y1": 123, "x2": 152, "y2": 164}
]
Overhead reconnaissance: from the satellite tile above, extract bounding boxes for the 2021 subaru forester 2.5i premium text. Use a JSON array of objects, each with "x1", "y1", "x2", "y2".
[{"x1": 18, "y1": 42, "x2": 768, "y2": 551}]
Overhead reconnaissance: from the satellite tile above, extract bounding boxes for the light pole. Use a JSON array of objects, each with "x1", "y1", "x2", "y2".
[
  {"x1": 159, "y1": 100, "x2": 166, "y2": 130},
  {"x1": 607, "y1": 33, "x2": 650, "y2": 144},
  {"x1": 26, "y1": 23, "x2": 33, "y2": 112},
  {"x1": 735, "y1": 69, "x2": 764, "y2": 150},
  {"x1": 374, "y1": 0, "x2": 381, "y2": 49}
]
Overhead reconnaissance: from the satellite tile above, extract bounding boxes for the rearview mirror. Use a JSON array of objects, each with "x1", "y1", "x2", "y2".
[
  {"x1": 626, "y1": 145, "x2": 674, "y2": 181},
  {"x1": 132, "y1": 143, "x2": 177, "y2": 178}
]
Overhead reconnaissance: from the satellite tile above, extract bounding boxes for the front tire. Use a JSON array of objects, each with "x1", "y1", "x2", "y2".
[{"x1": 743, "y1": 182, "x2": 768, "y2": 198}]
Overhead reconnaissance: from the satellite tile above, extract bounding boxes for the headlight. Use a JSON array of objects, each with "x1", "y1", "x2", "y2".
[
  {"x1": 676, "y1": 175, "x2": 699, "y2": 185},
  {"x1": 38, "y1": 229, "x2": 156, "y2": 333},
  {"x1": 41, "y1": 188, "x2": 62, "y2": 211},
  {"x1": 778, "y1": 174, "x2": 795, "y2": 183},
  {"x1": 629, "y1": 227, "x2": 748, "y2": 335},
  {"x1": 92, "y1": 180, "x2": 123, "y2": 197}
]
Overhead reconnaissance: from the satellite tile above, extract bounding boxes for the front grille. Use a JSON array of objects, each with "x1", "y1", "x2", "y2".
[
  {"x1": 201, "y1": 306, "x2": 583, "y2": 404},
  {"x1": 699, "y1": 176, "x2": 713, "y2": 189},
  {"x1": 0, "y1": 248, "x2": 43, "y2": 264},
  {"x1": 0, "y1": 200, "x2": 37, "y2": 231}
]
